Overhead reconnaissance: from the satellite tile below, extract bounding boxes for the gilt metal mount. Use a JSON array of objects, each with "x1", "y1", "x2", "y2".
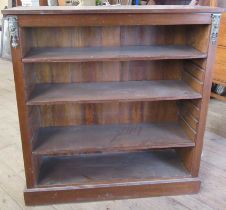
[
  {"x1": 7, "y1": 16, "x2": 19, "y2": 48},
  {"x1": 211, "y1": 14, "x2": 221, "y2": 45}
]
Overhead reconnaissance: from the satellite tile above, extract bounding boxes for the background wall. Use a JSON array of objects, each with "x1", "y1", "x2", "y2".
[
  {"x1": 0, "y1": 0, "x2": 8, "y2": 22},
  {"x1": 0, "y1": 0, "x2": 8, "y2": 11}
]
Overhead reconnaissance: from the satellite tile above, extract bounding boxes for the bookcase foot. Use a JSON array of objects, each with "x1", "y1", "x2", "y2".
[{"x1": 24, "y1": 178, "x2": 200, "y2": 206}]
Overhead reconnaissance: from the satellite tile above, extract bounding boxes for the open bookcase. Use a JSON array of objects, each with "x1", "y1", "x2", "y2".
[{"x1": 2, "y1": 5, "x2": 222, "y2": 205}]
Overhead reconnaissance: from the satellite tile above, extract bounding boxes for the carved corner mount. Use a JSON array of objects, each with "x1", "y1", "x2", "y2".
[
  {"x1": 7, "y1": 16, "x2": 19, "y2": 48},
  {"x1": 211, "y1": 14, "x2": 221, "y2": 45}
]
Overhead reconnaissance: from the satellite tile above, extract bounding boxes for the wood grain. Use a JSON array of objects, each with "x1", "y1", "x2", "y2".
[
  {"x1": 24, "y1": 178, "x2": 200, "y2": 205},
  {"x1": 4, "y1": 5, "x2": 220, "y2": 205},
  {"x1": 22, "y1": 45, "x2": 207, "y2": 63},
  {"x1": 33, "y1": 123, "x2": 195, "y2": 156},
  {"x1": 37, "y1": 149, "x2": 191, "y2": 187},
  {"x1": 182, "y1": 71, "x2": 203, "y2": 93},
  {"x1": 17, "y1": 13, "x2": 212, "y2": 27},
  {"x1": 181, "y1": 22, "x2": 219, "y2": 177},
  {"x1": 217, "y1": 13, "x2": 226, "y2": 46},
  {"x1": 37, "y1": 101, "x2": 179, "y2": 127},
  {"x1": 183, "y1": 61, "x2": 205, "y2": 81},
  {"x1": 186, "y1": 25, "x2": 210, "y2": 53},
  {"x1": 2, "y1": 5, "x2": 222, "y2": 15},
  {"x1": 23, "y1": 25, "x2": 195, "y2": 48},
  {"x1": 215, "y1": 46, "x2": 226, "y2": 64},
  {"x1": 213, "y1": 12, "x2": 226, "y2": 86},
  {"x1": 211, "y1": 92, "x2": 226, "y2": 102},
  {"x1": 28, "y1": 61, "x2": 182, "y2": 84},
  {"x1": 27, "y1": 81, "x2": 202, "y2": 105},
  {"x1": 179, "y1": 116, "x2": 196, "y2": 141},
  {"x1": 10, "y1": 29, "x2": 36, "y2": 188},
  {"x1": 178, "y1": 100, "x2": 200, "y2": 120},
  {"x1": 2, "y1": 34, "x2": 226, "y2": 210}
]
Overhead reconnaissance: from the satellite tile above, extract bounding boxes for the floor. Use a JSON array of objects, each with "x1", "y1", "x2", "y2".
[{"x1": 0, "y1": 58, "x2": 226, "y2": 210}]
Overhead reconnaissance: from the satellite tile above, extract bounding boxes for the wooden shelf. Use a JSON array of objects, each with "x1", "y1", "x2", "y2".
[
  {"x1": 37, "y1": 149, "x2": 191, "y2": 187},
  {"x1": 27, "y1": 80, "x2": 201, "y2": 105},
  {"x1": 33, "y1": 123, "x2": 195, "y2": 156},
  {"x1": 22, "y1": 45, "x2": 207, "y2": 63}
]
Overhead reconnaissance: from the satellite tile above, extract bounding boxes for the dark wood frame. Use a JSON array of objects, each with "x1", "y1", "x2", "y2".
[{"x1": 2, "y1": 6, "x2": 222, "y2": 205}]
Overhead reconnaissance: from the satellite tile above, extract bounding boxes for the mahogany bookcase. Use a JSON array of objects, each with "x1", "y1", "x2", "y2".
[{"x1": 2, "y1": 5, "x2": 222, "y2": 205}]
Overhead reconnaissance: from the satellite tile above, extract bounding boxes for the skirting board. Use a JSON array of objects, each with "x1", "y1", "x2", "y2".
[{"x1": 24, "y1": 177, "x2": 201, "y2": 206}]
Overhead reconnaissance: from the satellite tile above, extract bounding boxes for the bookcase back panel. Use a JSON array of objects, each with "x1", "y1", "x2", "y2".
[
  {"x1": 32, "y1": 101, "x2": 178, "y2": 127},
  {"x1": 26, "y1": 26, "x2": 185, "y2": 48},
  {"x1": 24, "y1": 25, "x2": 209, "y2": 53},
  {"x1": 27, "y1": 61, "x2": 182, "y2": 84}
]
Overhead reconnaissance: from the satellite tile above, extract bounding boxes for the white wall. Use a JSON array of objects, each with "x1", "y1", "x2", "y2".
[
  {"x1": 0, "y1": 0, "x2": 8, "y2": 10},
  {"x1": 0, "y1": 0, "x2": 8, "y2": 21}
]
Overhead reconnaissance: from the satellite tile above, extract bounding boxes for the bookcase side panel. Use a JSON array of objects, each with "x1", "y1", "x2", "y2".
[{"x1": 10, "y1": 25, "x2": 36, "y2": 187}]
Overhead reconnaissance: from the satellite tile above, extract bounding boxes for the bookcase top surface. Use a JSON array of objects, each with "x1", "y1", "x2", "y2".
[{"x1": 2, "y1": 5, "x2": 223, "y2": 15}]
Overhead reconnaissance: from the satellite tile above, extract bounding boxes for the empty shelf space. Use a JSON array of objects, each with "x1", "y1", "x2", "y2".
[
  {"x1": 37, "y1": 149, "x2": 191, "y2": 187},
  {"x1": 22, "y1": 45, "x2": 207, "y2": 63},
  {"x1": 27, "y1": 80, "x2": 202, "y2": 105},
  {"x1": 33, "y1": 123, "x2": 195, "y2": 156}
]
